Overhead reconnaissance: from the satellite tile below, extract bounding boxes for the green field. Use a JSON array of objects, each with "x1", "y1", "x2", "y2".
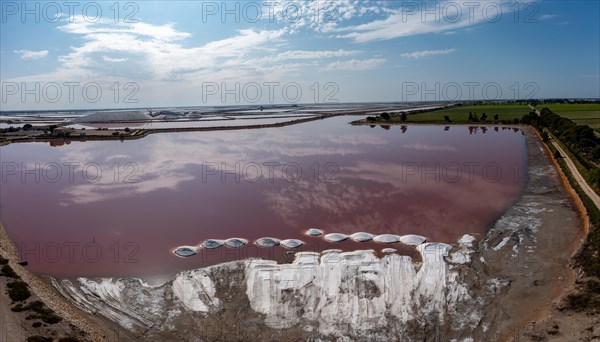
[
  {"x1": 406, "y1": 104, "x2": 531, "y2": 122},
  {"x1": 536, "y1": 103, "x2": 600, "y2": 131}
]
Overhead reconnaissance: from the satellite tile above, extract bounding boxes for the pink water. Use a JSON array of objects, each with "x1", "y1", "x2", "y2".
[{"x1": 0, "y1": 117, "x2": 526, "y2": 281}]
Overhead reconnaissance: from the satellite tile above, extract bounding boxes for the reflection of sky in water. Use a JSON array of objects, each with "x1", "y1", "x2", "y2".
[{"x1": 0, "y1": 117, "x2": 526, "y2": 281}]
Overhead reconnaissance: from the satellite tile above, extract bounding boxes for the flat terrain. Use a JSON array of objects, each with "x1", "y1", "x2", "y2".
[
  {"x1": 407, "y1": 104, "x2": 531, "y2": 122},
  {"x1": 537, "y1": 103, "x2": 600, "y2": 132}
]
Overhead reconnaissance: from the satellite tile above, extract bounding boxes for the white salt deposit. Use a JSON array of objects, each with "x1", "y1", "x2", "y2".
[
  {"x1": 448, "y1": 234, "x2": 477, "y2": 265},
  {"x1": 172, "y1": 269, "x2": 220, "y2": 312},
  {"x1": 52, "y1": 240, "x2": 482, "y2": 339},
  {"x1": 400, "y1": 234, "x2": 427, "y2": 246},
  {"x1": 202, "y1": 239, "x2": 224, "y2": 249},
  {"x1": 373, "y1": 234, "x2": 401, "y2": 243},
  {"x1": 307, "y1": 228, "x2": 324, "y2": 236},
  {"x1": 245, "y1": 243, "x2": 455, "y2": 332},
  {"x1": 173, "y1": 246, "x2": 198, "y2": 258},
  {"x1": 73, "y1": 111, "x2": 151, "y2": 123},
  {"x1": 254, "y1": 237, "x2": 281, "y2": 248},
  {"x1": 350, "y1": 232, "x2": 375, "y2": 242},
  {"x1": 323, "y1": 233, "x2": 349, "y2": 242},
  {"x1": 280, "y1": 239, "x2": 304, "y2": 249},
  {"x1": 224, "y1": 238, "x2": 248, "y2": 248},
  {"x1": 492, "y1": 237, "x2": 510, "y2": 251}
]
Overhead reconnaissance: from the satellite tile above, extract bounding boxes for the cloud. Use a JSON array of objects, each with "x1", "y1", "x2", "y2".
[
  {"x1": 268, "y1": 0, "x2": 387, "y2": 33},
  {"x1": 538, "y1": 14, "x2": 557, "y2": 21},
  {"x1": 6, "y1": 16, "x2": 385, "y2": 91},
  {"x1": 9, "y1": 18, "x2": 289, "y2": 83},
  {"x1": 402, "y1": 143, "x2": 458, "y2": 152},
  {"x1": 401, "y1": 49, "x2": 456, "y2": 59},
  {"x1": 264, "y1": 49, "x2": 358, "y2": 63},
  {"x1": 324, "y1": 58, "x2": 386, "y2": 71},
  {"x1": 333, "y1": 1, "x2": 521, "y2": 43},
  {"x1": 14, "y1": 49, "x2": 49, "y2": 60},
  {"x1": 102, "y1": 56, "x2": 128, "y2": 63}
]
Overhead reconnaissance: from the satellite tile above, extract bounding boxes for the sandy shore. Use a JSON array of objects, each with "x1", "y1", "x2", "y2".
[
  {"x1": 0, "y1": 223, "x2": 111, "y2": 341},
  {"x1": 507, "y1": 128, "x2": 598, "y2": 341}
]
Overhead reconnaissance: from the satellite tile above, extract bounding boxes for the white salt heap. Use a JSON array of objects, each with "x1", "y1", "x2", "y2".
[{"x1": 324, "y1": 233, "x2": 349, "y2": 242}]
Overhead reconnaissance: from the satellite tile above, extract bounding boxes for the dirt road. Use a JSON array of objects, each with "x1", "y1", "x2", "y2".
[{"x1": 529, "y1": 104, "x2": 600, "y2": 209}]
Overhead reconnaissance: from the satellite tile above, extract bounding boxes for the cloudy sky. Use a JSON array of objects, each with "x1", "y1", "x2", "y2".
[{"x1": 1, "y1": 0, "x2": 599, "y2": 110}]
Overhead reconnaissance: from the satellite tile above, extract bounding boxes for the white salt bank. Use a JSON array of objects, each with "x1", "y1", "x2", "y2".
[
  {"x1": 350, "y1": 232, "x2": 375, "y2": 242},
  {"x1": 373, "y1": 234, "x2": 401, "y2": 243},
  {"x1": 254, "y1": 237, "x2": 281, "y2": 248},
  {"x1": 280, "y1": 239, "x2": 304, "y2": 249},
  {"x1": 224, "y1": 238, "x2": 248, "y2": 248},
  {"x1": 306, "y1": 228, "x2": 324, "y2": 236},
  {"x1": 324, "y1": 233, "x2": 349, "y2": 242},
  {"x1": 173, "y1": 246, "x2": 198, "y2": 258},
  {"x1": 201, "y1": 239, "x2": 224, "y2": 249}
]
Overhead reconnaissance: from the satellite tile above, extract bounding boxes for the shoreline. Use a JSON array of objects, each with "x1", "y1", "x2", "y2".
[
  {"x1": 472, "y1": 125, "x2": 587, "y2": 341},
  {"x1": 0, "y1": 104, "x2": 454, "y2": 147},
  {"x1": 0, "y1": 223, "x2": 108, "y2": 341},
  {"x1": 0, "y1": 123, "x2": 592, "y2": 341}
]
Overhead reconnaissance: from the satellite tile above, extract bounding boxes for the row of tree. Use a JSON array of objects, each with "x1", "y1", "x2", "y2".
[
  {"x1": 521, "y1": 108, "x2": 600, "y2": 192},
  {"x1": 366, "y1": 112, "x2": 407, "y2": 122},
  {"x1": 521, "y1": 108, "x2": 598, "y2": 156}
]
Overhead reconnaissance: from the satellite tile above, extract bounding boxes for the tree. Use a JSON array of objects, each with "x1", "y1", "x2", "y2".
[
  {"x1": 380, "y1": 112, "x2": 391, "y2": 120},
  {"x1": 590, "y1": 146, "x2": 600, "y2": 162},
  {"x1": 481, "y1": 113, "x2": 487, "y2": 122},
  {"x1": 554, "y1": 149, "x2": 562, "y2": 159},
  {"x1": 494, "y1": 114, "x2": 499, "y2": 122},
  {"x1": 540, "y1": 131, "x2": 549, "y2": 142},
  {"x1": 400, "y1": 113, "x2": 407, "y2": 122},
  {"x1": 468, "y1": 112, "x2": 474, "y2": 121},
  {"x1": 22, "y1": 124, "x2": 33, "y2": 131},
  {"x1": 444, "y1": 115, "x2": 451, "y2": 123},
  {"x1": 589, "y1": 169, "x2": 600, "y2": 191}
]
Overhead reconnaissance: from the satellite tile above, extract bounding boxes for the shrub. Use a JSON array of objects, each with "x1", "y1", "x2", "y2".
[
  {"x1": 7, "y1": 281, "x2": 31, "y2": 301},
  {"x1": 1, "y1": 264, "x2": 17, "y2": 278},
  {"x1": 591, "y1": 146, "x2": 600, "y2": 162},
  {"x1": 26, "y1": 336, "x2": 52, "y2": 342},
  {"x1": 22, "y1": 301, "x2": 63, "y2": 324},
  {"x1": 11, "y1": 303, "x2": 25, "y2": 312}
]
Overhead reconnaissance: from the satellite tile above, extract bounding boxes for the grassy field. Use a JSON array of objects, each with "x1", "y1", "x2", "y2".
[
  {"x1": 406, "y1": 104, "x2": 531, "y2": 122},
  {"x1": 536, "y1": 103, "x2": 600, "y2": 131}
]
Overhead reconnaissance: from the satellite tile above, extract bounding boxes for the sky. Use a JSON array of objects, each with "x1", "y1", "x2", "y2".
[{"x1": 0, "y1": 0, "x2": 599, "y2": 110}]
